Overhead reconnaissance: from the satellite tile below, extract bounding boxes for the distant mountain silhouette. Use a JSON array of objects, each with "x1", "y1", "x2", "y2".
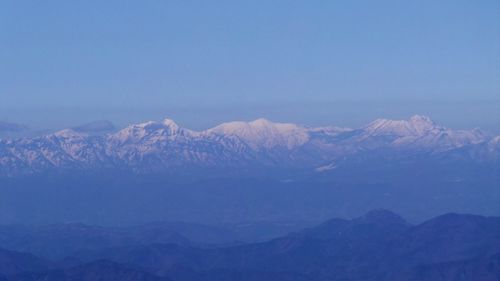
[
  {"x1": 299, "y1": 209, "x2": 410, "y2": 240},
  {"x1": 1, "y1": 210, "x2": 498, "y2": 281},
  {"x1": 67, "y1": 211, "x2": 500, "y2": 281},
  {"x1": 0, "y1": 221, "x2": 239, "y2": 259}
]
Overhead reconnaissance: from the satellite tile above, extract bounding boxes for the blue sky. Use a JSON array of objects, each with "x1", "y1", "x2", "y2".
[{"x1": 1, "y1": 1, "x2": 499, "y2": 131}]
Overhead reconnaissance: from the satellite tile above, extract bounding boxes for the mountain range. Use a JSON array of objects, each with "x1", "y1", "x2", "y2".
[
  {"x1": 0, "y1": 115, "x2": 498, "y2": 177},
  {"x1": 0, "y1": 210, "x2": 499, "y2": 281}
]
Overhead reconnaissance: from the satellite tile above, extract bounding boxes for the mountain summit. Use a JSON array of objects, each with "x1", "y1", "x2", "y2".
[
  {"x1": 207, "y1": 118, "x2": 309, "y2": 149},
  {"x1": 364, "y1": 115, "x2": 440, "y2": 136}
]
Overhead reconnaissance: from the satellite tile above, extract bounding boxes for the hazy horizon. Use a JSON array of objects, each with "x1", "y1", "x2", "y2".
[
  {"x1": 2, "y1": 100, "x2": 500, "y2": 134},
  {"x1": 2, "y1": 0, "x2": 499, "y2": 133}
]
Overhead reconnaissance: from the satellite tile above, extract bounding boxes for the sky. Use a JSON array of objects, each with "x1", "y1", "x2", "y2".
[{"x1": 1, "y1": 0, "x2": 499, "y2": 132}]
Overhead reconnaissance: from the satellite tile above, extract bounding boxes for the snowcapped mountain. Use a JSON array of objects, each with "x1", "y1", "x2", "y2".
[
  {"x1": 364, "y1": 115, "x2": 440, "y2": 136},
  {"x1": 109, "y1": 119, "x2": 194, "y2": 145},
  {"x1": 359, "y1": 115, "x2": 487, "y2": 151},
  {"x1": 207, "y1": 118, "x2": 310, "y2": 150},
  {"x1": 0, "y1": 115, "x2": 497, "y2": 176},
  {"x1": 104, "y1": 119, "x2": 255, "y2": 171}
]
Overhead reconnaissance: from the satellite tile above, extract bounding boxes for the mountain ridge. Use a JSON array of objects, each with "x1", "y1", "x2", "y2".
[
  {"x1": 0, "y1": 115, "x2": 496, "y2": 177},
  {"x1": 65, "y1": 211, "x2": 500, "y2": 281}
]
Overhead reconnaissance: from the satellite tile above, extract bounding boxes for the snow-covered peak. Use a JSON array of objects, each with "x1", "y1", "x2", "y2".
[
  {"x1": 363, "y1": 115, "x2": 489, "y2": 150},
  {"x1": 249, "y1": 118, "x2": 273, "y2": 127},
  {"x1": 52, "y1": 129, "x2": 88, "y2": 139},
  {"x1": 364, "y1": 115, "x2": 441, "y2": 137},
  {"x1": 207, "y1": 118, "x2": 309, "y2": 149},
  {"x1": 409, "y1": 114, "x2": 435, "y2": 124},
  {"x1": 126, "y1": 118, "x2": 184, "y2": 133},
  {"x1": 488, "y1": 135, "x2": 500, "y2": 148},
  {"x1": 162, "y1": 118, "x2": 180, "y2": 131},
  {"x1": 408, "y1": 115, "x2": 438, "y2": 133},
  {"x1": 109, "y1": 118, "x2": 192, "y2": 144}
]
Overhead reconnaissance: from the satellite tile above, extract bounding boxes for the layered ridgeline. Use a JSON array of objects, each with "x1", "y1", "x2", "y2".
[
  {"x1": 0, "y1": 210, "x2": 499, "y2": 281},
  {"x1": 0, "y1": 115, "x2": 497, "y2": 177}
]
